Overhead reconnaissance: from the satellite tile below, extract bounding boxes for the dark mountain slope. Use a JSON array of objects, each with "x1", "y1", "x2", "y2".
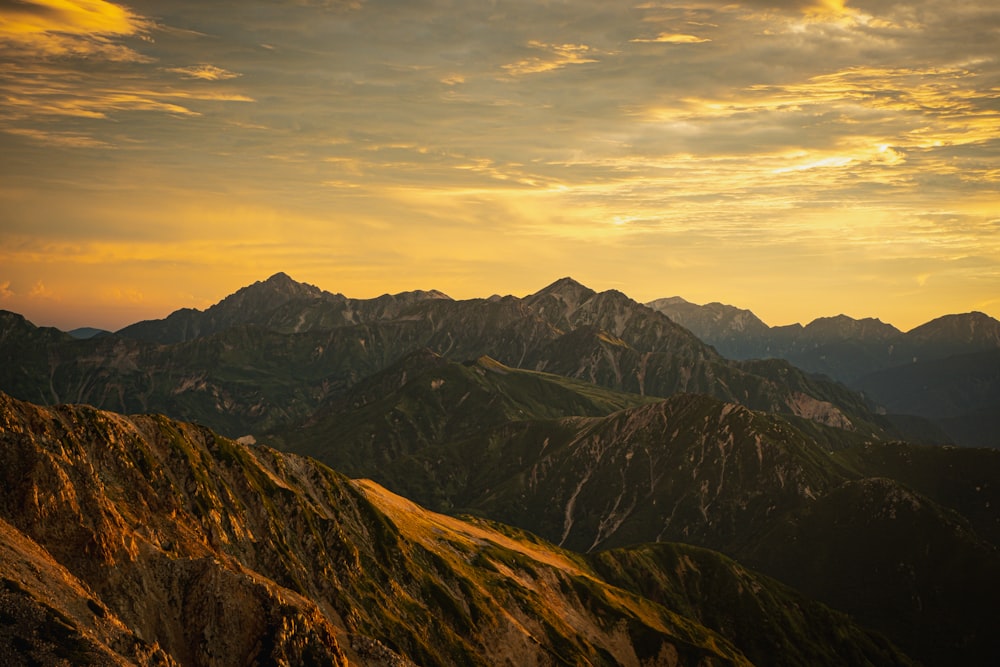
[
  {"x1": 469, "y1": 394, "x2": 851, "y2": 554},
  {"x1": 272, "y1": 349, "x2": 659, "y2": 511},
  {"x1": 590, "y1": 542, "x2": 907, "y2": 667},
  {"x1": 739, "y1": 477, "x2": 1000, "y2": 667},
  {"x1": 855, "y1": 349, "x2": 1000, "y2": 448},
  {"x1": 833, "y1": 440, "x2": 1000, "y2": 545},
  {"x1": 0, "y1": 310, "x2": 76, "y2": 405}
]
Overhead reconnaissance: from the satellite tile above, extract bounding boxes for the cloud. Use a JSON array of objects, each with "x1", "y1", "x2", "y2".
[
  {"x1": 28, "y1": 280, "x2": 55, "y2": 299},
  {"x1": 502, "y1": 42, "x2": 602, "y2": 76},
  {"x1": 631, "y1": 33, "x2": 711, "y2": 44},
  {"x1": 737, "y1": 0, "x2": 851, "y2": 15},
  {"x1": 0, "y1": 280, "x2": 12, "y2": 299},
  {"x1": 166, "y1": 64, "x2": 242, "y2": 81},
  {"x1": 0, "y1": 0, "x2": 151, "y2": 61},
  {"x1": 3, "y1": 127, "x2": 113, "y2": 148}
]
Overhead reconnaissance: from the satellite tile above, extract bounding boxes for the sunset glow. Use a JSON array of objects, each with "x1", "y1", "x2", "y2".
[{"x1": 2, "y1": 0, "x2": 998, "y2": 331}]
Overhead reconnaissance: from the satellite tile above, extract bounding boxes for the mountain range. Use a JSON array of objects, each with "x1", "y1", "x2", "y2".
[
  {"x1": 647, "y1": 296, "x2": 1000, "y2": 447},
  {"x1": 0, "y1": 273, "x2": 901, "y2": 441},
  {"x1": 1, "y1": 272, "x2": 998, "y2": 665}
]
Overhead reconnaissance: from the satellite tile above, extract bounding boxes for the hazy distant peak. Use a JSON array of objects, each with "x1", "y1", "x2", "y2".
[
  {"x1": 802, "y1": 315, "x2": 902, "y2": 340},
  {"x1": 390, "y1": 288, "x2": 452, "y2": 301},
  {"x1": 907, "y1": 311, "x2": 1000, "y2": 344},
  {"x1": 66, "y1": 327, "x2": 110, "y2": 340},
  {"x1": 646, "y1": 296, "x2": 690, "y2": 308},
  {"x1": 645, "y1": 296, "x2": 771, "y2": 341}
]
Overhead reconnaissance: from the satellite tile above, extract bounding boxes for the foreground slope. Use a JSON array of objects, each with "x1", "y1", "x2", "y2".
[{"x1": 0, "y1": 392, "x2": 917, "y2": 666}]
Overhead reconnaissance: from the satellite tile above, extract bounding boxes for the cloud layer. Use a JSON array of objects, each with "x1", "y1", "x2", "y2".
[{"x1": 1, "y1": 0, "x2": 998, "y2": 329}]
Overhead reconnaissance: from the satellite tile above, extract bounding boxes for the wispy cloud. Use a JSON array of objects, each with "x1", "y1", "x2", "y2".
[
  {"x1": 166, "y1": 64, "x2": 242, "y2": 81},
  {"x1": 631, "y1": 33, "x2": 711, "y2": 44},
  {"x1": 3, "y1": 126, "x2": 113, "y2": 149},
  {"x1": 0, "y1": 0, "x2": 151, "y2": 61},
  {"x1": 502, "y1": 42, "x2": 603, "y2": 76}
]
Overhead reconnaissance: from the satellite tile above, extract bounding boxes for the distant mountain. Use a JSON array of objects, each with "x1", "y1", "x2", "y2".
[
  {"x1": 905, "y1": 311, "x2": 1000, "y2": 356},
  {"x1": 645, "y1": 297, "x2": 771, "y2": 360},
  {"x1": 66, "y1": 327, "x2": 110, "y2": 340},
  {"x1": 0, "y1": 275, "x2": 893, "y2": 440},
  {"x1": 649, "y1": 296, "x2": 1000, "y2": 372},
  {"x1": 855, "y1": 349, "x2": 1000, "y2": 448},
  {"x1": 117, "y1": 272, "x2": 453, "y2": 344},
  {"x1": 0, "y1": 391, "x2": 915, "y2": 666},
  {"x1": 647, "y1": 299, "x2": 1000, "y2": 443},
  {"x1": 117, "y1": 272, "x2": 332, "y2": 343}
]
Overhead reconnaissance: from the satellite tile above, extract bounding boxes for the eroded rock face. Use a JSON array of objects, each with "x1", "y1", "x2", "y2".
[
  {"x1": 787, "y1": 392, "x2": 854, "y2": 430},
  {"x1": 0, "y1": 391, "x2": 756, "y2": 667}
]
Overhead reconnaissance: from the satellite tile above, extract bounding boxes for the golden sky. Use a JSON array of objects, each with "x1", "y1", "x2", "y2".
[{"x1": 1, "y1": 0, "x2": 998, "y2": 331}]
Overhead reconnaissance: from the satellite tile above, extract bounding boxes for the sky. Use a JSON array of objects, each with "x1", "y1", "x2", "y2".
[{"x1": 1, "y1": 0, "x2": 998, "y2": 332}]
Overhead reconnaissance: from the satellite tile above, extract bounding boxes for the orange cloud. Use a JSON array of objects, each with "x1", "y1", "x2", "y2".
[
  {"x1": 3, "y1": 127, "x2": 113, "y2": 148},
  {"x1": 28, "y1": 281, "x2": 56, "y2": 300},
  {"x1": 0, "y1": 0, "x2": 150, "y2": 61},
  {"x1": 631, "y1": 33, "x2": 711, "y2": 44},
  {"x1": 502, "y1": 42, "x2": 602, "y2": 76},
  {"x1": 166, "y1": 65, "x2": 242, "y2": 81}
]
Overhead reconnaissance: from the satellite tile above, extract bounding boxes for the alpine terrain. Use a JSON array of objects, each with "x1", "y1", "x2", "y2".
[{"x1": 1, "y1": 273, "x2": 997, "y2": 666}]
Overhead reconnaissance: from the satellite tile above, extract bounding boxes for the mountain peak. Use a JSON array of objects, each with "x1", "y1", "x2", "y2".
[
  {"x1": 207, "y1": 273, "x2": 326, "y2": 317},
  {"x1": 646, "y1": 296, "x2": 691, "y2": 308},
  {"x1": 802, "y1": 315, "x2": 901, "y2": 341},
  {"x1": 526, "y1": 277, "x2": 597, "y2": 308},
  {"x1": 237, "y1": 272, "x2": 322, "y2": 299},
  {"x1": 907, "y1": 311, "x2": 1000, "y2": 346},
  {"x1": 262, "y1": 271, "x2": 297, "y2": 286}
]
